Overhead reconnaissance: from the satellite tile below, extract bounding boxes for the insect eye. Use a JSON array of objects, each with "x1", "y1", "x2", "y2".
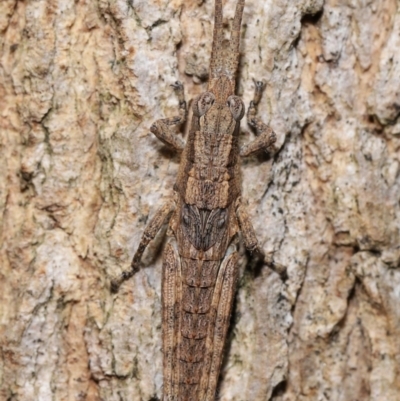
[
  {"x1": 193, "y1": 92, "x2": 215, "y2": 116},
  {"x1": 227, "y1": 95, "x2": 245, "y2": 121}
]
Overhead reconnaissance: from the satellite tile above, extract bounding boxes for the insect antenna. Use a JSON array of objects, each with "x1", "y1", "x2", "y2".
[
  {"x1": 209, "y1": 0, "x2": 224, "y2": 81},
  {"x1": 229, "y1": 0, "x2": 245, "y2": 63},
  {"x1": 208, "y1": 0, "x2": 245, "y2": 91}
]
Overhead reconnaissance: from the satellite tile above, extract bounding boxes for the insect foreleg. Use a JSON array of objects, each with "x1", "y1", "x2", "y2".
[
  {"x1": 240, "y1": 80, "x2": 277, "y2": 157},
  {"x1": 150, "y1": 81, "x2": 187, "y2": 151},
  {"x1": 111, "y1": 199, "x2": 176, "y2": 292}
]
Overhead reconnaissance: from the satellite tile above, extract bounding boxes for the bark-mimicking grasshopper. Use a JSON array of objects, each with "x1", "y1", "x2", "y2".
[{"x1": 111, "y1": 0, "x2": 277, "y2": 399}]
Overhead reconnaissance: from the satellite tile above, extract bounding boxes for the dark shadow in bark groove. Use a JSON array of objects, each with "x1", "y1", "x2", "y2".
[
  {"x1": 270, "y1": 379, "x2": 287, "y2": 400},
  {"x1": 301, "y1": 9, "x2": 323, "y2": 27}
]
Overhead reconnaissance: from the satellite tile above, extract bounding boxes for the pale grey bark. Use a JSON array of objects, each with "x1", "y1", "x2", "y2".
[{"x1": 1, "y1": 0, "x2": 399, "y2": 400}]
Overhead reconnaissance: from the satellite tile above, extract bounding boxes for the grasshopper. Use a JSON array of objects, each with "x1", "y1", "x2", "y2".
[{"x1": 111, "y1": 0, "x2": 276, "y2": 399}]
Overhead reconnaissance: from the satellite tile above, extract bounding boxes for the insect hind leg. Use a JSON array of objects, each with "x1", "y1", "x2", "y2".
[
  {"x1": 201, "y1": 249, "x2": 240, "y2": 401},
  {"x1": 162, "y1": 240, "x2": 181, "y2": 401}
]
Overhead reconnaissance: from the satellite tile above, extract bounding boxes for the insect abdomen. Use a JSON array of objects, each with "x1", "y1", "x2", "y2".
[{"x1": 166, "y1": 249, "x2": 238, "y2": 401}]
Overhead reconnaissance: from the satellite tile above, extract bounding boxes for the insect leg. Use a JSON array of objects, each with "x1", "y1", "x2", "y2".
[
  {"x1": 110, "y1": 199, "x2": 176, "y2": 292},
  {"x1": 202, "y1": 249, "x2": 239, "y2": 401},
  {"x1": 236, "y1": 198, "x2": 287, "y2": 276},
  {"x1": 240, "y1": 80, "x2": 277, "y2": 157},
  {"x1": 162, "y1": 239, "x2": 181, "y2": 401},
  {"x1": 150, "y1": 81, "x2": 187, "y2": 151},
  {"x1": 235, "y1": 197, "x2": 261, "y2": 253}
]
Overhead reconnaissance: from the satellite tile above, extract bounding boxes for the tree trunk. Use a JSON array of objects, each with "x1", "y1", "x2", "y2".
[{"x1": 1, "y1": 0, "x2": 399, "y2": 400}]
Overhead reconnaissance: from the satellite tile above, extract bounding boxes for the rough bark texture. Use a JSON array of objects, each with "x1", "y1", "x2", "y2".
[{"x1": 1, "y1": 0, "x2": 399, "y2": 400}]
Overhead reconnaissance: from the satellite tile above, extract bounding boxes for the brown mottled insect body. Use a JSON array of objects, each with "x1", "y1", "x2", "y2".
[{"x1": 111, "y1": 1, "x2": 277, "y2": 400}]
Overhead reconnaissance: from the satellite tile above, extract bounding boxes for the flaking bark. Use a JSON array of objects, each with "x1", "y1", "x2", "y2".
[{"x1": 1, "y1": 0, "x2": 400, "y2": 400}]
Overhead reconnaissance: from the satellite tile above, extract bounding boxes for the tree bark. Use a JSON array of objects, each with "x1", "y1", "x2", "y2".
[{"x1": 1, "y1": 0, "x2": 399, "y2": 400}]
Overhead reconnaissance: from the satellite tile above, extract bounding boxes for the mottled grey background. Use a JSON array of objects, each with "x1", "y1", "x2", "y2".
[{"x1": 1, "y1": 0, "x2": 399, "y2": 400}]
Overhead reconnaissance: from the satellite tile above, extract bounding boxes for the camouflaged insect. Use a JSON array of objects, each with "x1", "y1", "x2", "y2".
[{"x1": 111, "y1": 1, "x2": 277, "y2": 399}]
